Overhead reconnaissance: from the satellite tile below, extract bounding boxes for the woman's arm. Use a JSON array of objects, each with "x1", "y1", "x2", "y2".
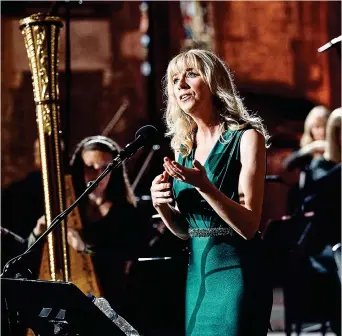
[
  {"x1": 283, "y1": 141, "x2": 325, "y2": 171},
  {"x1": 27, "y1": 215, "x2": 47, "y2": 248}
]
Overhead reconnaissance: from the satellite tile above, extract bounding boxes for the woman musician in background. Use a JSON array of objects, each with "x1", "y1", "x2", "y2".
[{"x1": 34, "y1": 136, "x2": 146, "y2": 316}]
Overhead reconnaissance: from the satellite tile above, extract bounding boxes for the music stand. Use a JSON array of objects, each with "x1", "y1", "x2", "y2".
[{"x1": 1, "y1": 278, "x2": 125, "y2": 336}]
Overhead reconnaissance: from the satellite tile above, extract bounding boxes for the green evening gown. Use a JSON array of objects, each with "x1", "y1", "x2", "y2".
[{"x1": 173, "y1": 129, "x2": 273, "y2": 336}]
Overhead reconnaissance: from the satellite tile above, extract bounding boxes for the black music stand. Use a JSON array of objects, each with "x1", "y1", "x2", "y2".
[{"x1": 1, "y1": 278, "x2": 125, "y2": 336}]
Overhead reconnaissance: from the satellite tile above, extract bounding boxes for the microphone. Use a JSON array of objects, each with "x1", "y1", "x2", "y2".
[
  {"x1": 118, "y1": 125, "x2": 159, "y2": 160},
  {"x1": 88, "y1": 294, "x2": 140, "y2": 336}
]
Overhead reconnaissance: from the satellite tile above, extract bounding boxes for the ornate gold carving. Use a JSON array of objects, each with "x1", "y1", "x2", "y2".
[
  {"x1": 20, "y1": 14, "x2": 61, "y2": 107},
  {"x1": 20, "y1": 14, "x2": 66, "y2": 281}
]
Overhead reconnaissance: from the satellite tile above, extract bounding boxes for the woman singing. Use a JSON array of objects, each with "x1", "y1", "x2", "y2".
[{"x1": 150, "y1": 49, "x2": 273, "y2": 335}]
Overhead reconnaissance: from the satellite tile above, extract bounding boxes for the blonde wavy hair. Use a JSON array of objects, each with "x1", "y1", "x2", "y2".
[
  {"x1": 163, "y1": 49, "x2": 270, "y2": 157},
  {"x1": 324, "y1": 107, "x2": 341, "y2": 163},
  {"x1": 300, "y1": 105, "x2": 330, "y2": 148}
]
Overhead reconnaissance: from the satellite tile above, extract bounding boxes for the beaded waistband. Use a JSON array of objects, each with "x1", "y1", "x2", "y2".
[{"x1": 188, "y1": 227, "x2": 234, "y2": 237}]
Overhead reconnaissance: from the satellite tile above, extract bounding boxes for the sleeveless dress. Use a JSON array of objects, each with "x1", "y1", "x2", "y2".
[{"x1": 173, "y1": 129, "x2": 273, "y2": 336}]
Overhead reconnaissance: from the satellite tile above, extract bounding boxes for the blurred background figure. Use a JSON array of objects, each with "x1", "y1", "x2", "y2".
[
  {"x1": 26, "y1": 136, "x2": 150, "y2": 315},
  {"x1": 1, "y1": 139, "x2": 44, "y2": 277},
  {"x1": 68, "y1": 135, "x2": 148, "y2": 318},
  {"x1": 302, "y1": 107, "x2": 341, "y2": 267},
  {"x1": 283, "y1": 105, "x2": 330, "y2": 215},
  {"x1": 305, "y1": 107, "x2": 341, "y2": 184},
  {"x1": 291, "y1": 108, "x2": 341, "y2": 336},
  {"x1": 266, "y1": 108, "x2": 341, "y2": 335}
]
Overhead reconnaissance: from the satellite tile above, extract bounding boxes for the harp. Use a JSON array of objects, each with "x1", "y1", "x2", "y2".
[{"x1": 19, "y1": 13, "x2": 101, "y2": 296}]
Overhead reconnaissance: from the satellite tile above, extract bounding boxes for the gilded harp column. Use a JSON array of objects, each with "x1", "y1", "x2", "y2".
[{"x1": 19, "y1": 14, "x2": 69, "y2": 281}]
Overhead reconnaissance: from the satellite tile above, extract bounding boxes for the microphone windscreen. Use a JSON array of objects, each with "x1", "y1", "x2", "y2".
[{"x1": 135, "y1": 125, "x2": 159, "y2": 144}]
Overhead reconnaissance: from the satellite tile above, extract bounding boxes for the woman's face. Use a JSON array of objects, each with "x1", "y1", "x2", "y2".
[
  {"x1": 171, "y1": 66, "x2": 212, "y2": 117},
  {"x1": 310, "y1": 117, "x2": 327, "y2": 141},
  {"x1": 81, "y1": 149, "x2": 113, "y2": 193}
]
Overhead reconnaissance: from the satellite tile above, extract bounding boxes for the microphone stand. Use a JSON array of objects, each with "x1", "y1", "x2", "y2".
[{"x1": 1, "y1": 154, "x2": 125, "y2": 279}]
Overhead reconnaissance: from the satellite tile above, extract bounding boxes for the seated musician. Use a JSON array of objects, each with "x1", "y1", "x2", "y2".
[
  {"x1": 69, "y1": 135, "x2": 147, "y2": 316},
  {"x1": 282, "y1": 105, "x2": 330, "y2": 215},
  {"x1": 31, "y1": 136, "x2": 148, "y2": 317},
  {"x1": 1, "y1": 139, "x2": 44, "y2": 276},
  {"x1": 295, "y1": 108, "x2": 341, "y2": 335},
  {"x1": 303, "y1": 108, "x2": 341, "y2": 254}
]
